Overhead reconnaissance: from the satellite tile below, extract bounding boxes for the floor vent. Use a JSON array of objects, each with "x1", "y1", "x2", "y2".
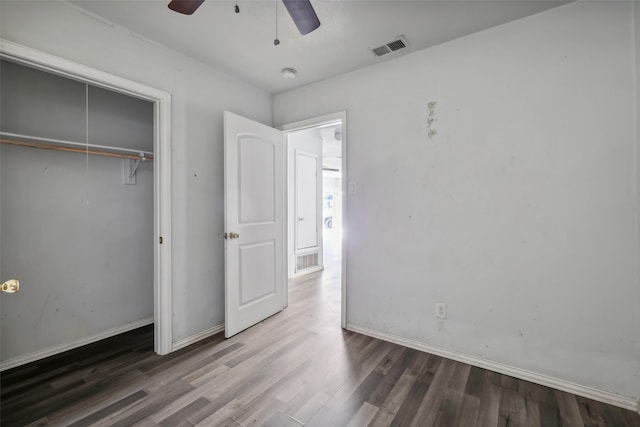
[
  {"x1": 296, "y1": 252, "x2": 319, "y2": 272},
  {"x1": 372, "y1": 36, "x2": 409, "y2": 57}
]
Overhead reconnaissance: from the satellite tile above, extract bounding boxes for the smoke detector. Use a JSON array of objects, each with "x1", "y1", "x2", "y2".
[{"x1": 281, "y1": 68, "x2": 298, "y2": 79}]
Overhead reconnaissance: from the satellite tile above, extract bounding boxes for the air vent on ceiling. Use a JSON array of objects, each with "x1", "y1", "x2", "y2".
[{"x1": 372, "y1": 36, "x2": 409, "y2": 57}]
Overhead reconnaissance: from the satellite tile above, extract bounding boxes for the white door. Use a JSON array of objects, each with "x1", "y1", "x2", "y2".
[
  {"x1": 224, "y1": 111, "x2": 286, "y2": 338},
  {"x1": 295, "y1": 151, "x2": 319, "y2": 250}
]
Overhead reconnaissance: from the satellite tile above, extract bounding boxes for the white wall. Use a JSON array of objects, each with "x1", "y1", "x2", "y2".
[
  {"x1": 275, "y1": 1, "x2": 640, "y2": 401},
  {"x1": 0, "y1": 0, "x2": 272, "y2": 344}
]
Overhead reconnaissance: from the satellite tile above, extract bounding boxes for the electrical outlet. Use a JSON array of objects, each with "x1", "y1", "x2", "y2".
[{"x1": 435, "y1": 302, "x2": 446, "y2": 319}]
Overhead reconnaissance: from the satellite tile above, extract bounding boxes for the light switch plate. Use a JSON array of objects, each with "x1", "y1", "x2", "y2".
[{"x1": 348, "y1": 181, "x2": 357, "y2": 194}]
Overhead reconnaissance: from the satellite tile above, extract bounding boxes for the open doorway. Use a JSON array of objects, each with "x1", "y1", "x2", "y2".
[{"x1": 281, "y1": 111, "x2": 347, "y2": 327}]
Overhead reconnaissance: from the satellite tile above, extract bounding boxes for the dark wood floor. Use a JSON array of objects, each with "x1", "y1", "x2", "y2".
[{"x1": 2, "y1": 258, "x2": 639, "y2": 426}]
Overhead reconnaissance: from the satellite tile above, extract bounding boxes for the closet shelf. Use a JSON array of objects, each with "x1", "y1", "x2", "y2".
[{"x1": 0, "y1": 132, "x2": 154, "y2": 161}]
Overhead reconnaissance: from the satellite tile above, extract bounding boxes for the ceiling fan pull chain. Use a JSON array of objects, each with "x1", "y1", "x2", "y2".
[{"x1": 274, "y1": 0, "x2": 280, "y2": 46}]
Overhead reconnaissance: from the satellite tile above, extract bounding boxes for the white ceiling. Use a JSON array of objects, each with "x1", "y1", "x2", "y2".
[{"x1": 69, "y1": 0, "x2": 569, "y2": 94}]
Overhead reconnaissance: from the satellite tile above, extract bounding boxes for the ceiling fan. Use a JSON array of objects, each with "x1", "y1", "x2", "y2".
[{"x1": 167, "y1": 0, "x2": 321, "y2": 36}]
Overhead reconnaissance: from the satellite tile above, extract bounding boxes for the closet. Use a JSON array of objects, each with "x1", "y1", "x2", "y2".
[{"x1": 0, "y1": 59, "x2": 154, "y2": 368}]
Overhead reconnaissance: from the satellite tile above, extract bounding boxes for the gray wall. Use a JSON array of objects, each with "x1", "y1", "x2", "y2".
[
  {"x1": 275, "y1": 1, "x2": 640, "y2": 401},
  {"x1": 0, "y1": 60, "x2": 154, "y2": 151},
  {"x1": 1, "y1": 60, "x2": 154, "y2": 361},
  {"x1": 0, "y1": 0, "x2": 273, "y2": 345}
]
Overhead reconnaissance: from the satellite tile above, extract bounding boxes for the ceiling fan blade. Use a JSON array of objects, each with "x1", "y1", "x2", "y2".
[
  {"x1": 281, "y1": 0, "x2": 321, "y2": 35},
  {"x1": 168, "y1": 0, "x2": 205, "y2": 15}
]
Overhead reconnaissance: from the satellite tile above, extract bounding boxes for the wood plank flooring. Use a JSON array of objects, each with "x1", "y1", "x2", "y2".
[{"x1": 2, "y1": 260, "x2": 639, "y2": 426}]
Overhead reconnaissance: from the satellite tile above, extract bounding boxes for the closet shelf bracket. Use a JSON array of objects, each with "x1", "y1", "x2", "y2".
[
  {"x1": 123, "y1": 154, "x2": 147, "y2": 185},
  {"x1": 130, "y1": 154, "x2": 147, "y2": 178}
]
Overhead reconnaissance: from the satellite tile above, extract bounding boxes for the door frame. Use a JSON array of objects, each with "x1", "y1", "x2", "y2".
[
  {"x1": 279, "y1": 111, "x2": 347, "y2": 328},
  {"x1": 0, "y1": 39, "x2": 173, "y2": 355}
]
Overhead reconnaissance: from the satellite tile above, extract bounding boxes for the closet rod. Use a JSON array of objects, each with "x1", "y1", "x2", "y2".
[
  {"x1": 0, "y1": 132, "x2": 153, "y2": 161},
  {"x1": 0, "y1": 139, "x2": 154, "y2": 161}
]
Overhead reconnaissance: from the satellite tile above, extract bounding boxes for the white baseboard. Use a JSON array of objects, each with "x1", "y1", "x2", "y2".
[
  {"x1": 290, "y1": 266, "x2": 324, "y2": 281},
  {"x1": 346, "y1": 324, "x2": 640, "y2": 413},
  {"x1": 172, "y1": 323, "x2": 225, "y2": 352},
  {"x1": 1, "y1": 317, "x2": 154, "y2": 372}
]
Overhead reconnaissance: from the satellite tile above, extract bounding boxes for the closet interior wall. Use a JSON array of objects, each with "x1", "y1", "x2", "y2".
[{"x1": 0, "y1": 59, "x2": 154, "y2": 366}]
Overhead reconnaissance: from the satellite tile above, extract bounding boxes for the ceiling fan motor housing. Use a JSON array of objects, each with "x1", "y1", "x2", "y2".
[{"x1": 281, "y1": 0, "x2": 321, "y2": 35}]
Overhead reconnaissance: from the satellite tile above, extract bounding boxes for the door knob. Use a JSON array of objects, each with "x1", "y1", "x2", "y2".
[
  {"x1": 1, "y1": 279, "x2": 19, "y2": 293},
  {"x1": 226, "y1": 232, "x2": 240, "y2": 240}
]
